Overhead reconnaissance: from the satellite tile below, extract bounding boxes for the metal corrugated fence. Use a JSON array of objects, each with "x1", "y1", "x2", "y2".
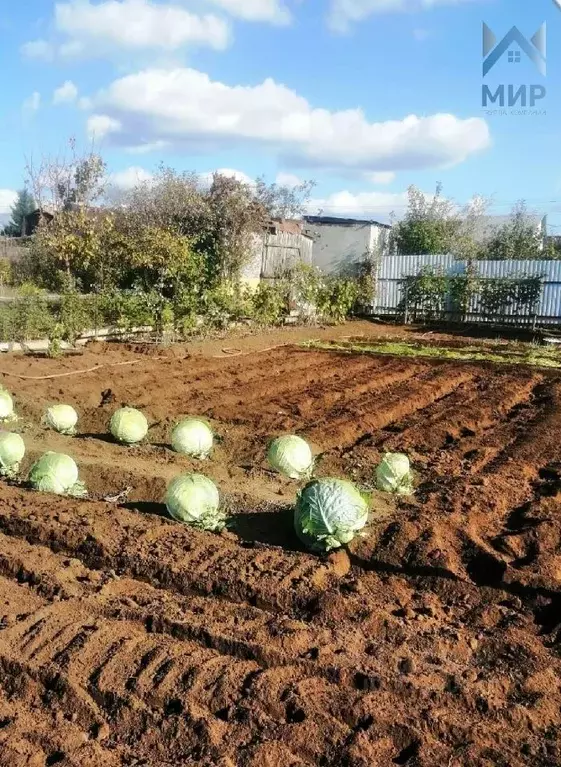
[{"x1": 374, "y1": 255, "x2": 561, "y2": 326}]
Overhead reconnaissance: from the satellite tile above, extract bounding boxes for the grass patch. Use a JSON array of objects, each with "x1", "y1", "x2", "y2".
[{"x1": 300, "y1": 339, "x2": 561, "y2": 370}]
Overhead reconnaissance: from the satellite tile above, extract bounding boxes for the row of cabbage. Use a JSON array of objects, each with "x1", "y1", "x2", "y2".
[{"x1": 0, "y1": 388, "x2": 414, "y2": 553}]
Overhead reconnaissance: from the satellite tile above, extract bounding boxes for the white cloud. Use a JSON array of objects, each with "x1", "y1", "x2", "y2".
[
  {"x1": 329, "y1": 0, "x2": 478, "y2": 32},
  {"x1": 108, "y1": 166, "x2": 154, "y2": 190},
  {"x1": 276, "y1": 171, "x2": 303, "y2": 188},
  {"x1": 23, "y1": 91, "x2": 41, "y2": 113},
  {"x1": 108, "y1": 165, "x2": 253, "y2": 192},
  {"x1": 78, "y1": 96, "x2": 93, "y2": 110},
  {"x1": 0, "y1": 190, "x2": 18, "y2": 225},
  {"x1": 21, "y1": 39, "x2": 55, "y2": 60},
  {"x1": 87, "y1": 67, "x2": 490, "y2": 173},
  {"x1": 22, "y1": 0, "x2": 230, "y2": 61},
  {"x1": 53, "y1": 80, "x2": 79, "y2": 104},
  {"x1": 207, "y1": 0, "x2": 291, "y2": 25},
  {"x1": 366, "y1": 171, "x2": 395, "y2": 184},
  {"x1": 88, "y1": 114, "x2": 122, "y2": 141},
  {"x1": 306, "y1": 189, "x2": 410, "y2": 221},
  {"x1": 215, "y1": 167, "x2": 254, "y2": 184}
]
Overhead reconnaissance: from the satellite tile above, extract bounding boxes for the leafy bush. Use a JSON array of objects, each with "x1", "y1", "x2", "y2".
[
  {"x1": 251, "y1": 282, "x2": 288, "y2": 326},
  {"x1": 319, "y1": 278, "x2": 359, "y2": 324},
  {"x1": 9, "y1": 284, "x2": 55, "y2": 343}
]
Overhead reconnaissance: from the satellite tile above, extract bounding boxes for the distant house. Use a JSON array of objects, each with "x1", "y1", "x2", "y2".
[
  {"x1": 471, "y1": 214, "x2": 547, "y2": 248},
  {"x1": 21, "y1": 207, "x2": 55, "y2": 236},
  {"x1": 22, "y1": 204, "x2": 109, "y2": 236},
  {"x1": 303, "y1": 216, "x2": 392, "y2": 275}
]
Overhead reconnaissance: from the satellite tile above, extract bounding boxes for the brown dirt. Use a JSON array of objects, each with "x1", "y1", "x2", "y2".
[{"x1": 0, "y1": 320, "x2": 560, "y2": 766}]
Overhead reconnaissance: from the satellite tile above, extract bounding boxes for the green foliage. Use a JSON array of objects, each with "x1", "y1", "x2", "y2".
[
  {"x1": 2, "y1": 188, "x2": 35, "y2": 237},
  {"x1": 400, "y1": 267, "x2": 448, "y2": 320},
  {"x1": 57, "y1": 289, "x2": 93, "y2": 345},
  {"x1": 9, "y1": 284, "x2": 55, "y2": 343},
  {"x1": 392, "y1": 184, "x2": 464, "y2": 256},
  {"x1": 485, "y1": 202, "x2": 544, "y2": 261},
  {"x1": 400, "y1": 266, "x2": 543, "y2": 322},
  {"x1": 304, "y1": 339, "x2": 561, "y2": 370},
  {"x1": 478, "y1": 276, "x2": 542, "y2": 317},
  {"x1": 114, "y1": 166, "x2": 314, "y2": 288},
  {"x1": 96, "y1": 289, "x2": 159, "y2": 332},
  {"x1": 0, "y1": 260, "x2": 12, "y2": 288},
  {"x1": 320, "y1": 278, "x2": 359, "y2": 324},
  {"x1": 251, "y1": 282, "x2": 288, "y2": 326},
  {"x1": 200, "y1": 282, "x2": 248, "y2": 329}
]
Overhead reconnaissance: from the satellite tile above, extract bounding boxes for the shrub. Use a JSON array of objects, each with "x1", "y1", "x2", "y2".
[
  {"x1": 251, "y1": 282, "x2": 288, "y2": 326},
  {"x1": 9, "y1": 284, "x2": 55, "y2": 343}
]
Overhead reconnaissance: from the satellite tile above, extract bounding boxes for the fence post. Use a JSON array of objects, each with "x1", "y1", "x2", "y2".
[{"x1": 403, "y1": 283, "x2": 409, "y2": 325}]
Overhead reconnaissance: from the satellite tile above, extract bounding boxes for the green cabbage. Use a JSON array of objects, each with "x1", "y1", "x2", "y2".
[
  {"x1": 267, "y1": 435, "x2": 313, "y2": 480},
  {"x1": 294, "y1": 477, "x2": 369, "y2": 552},
  {"x1": 44, "y1": 404, "x2": 79, "y2": 435},
  {"x1": 375, "y1": 453, "x2": 414, "y2": 495},
  {"x1": 165, "y1": 473, "x2": 224, "y2": 531},
  {"x1": 0, "y1": 431, "x2": 25, "y2": 478},
  {"x1": 110, "y1": 407, "x2": 148, "y2": 445},
  {"x1": 28, "y1": 452, "x2": 87, "y2": 497},
  {"x1": 171, "y1": 418, "x2": 213, "y2": 459},
  {"x1": 0, "y1": 389, "x2": 15, "y2": 421}
]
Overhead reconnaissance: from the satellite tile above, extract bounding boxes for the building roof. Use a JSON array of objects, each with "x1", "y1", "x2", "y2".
[{"x1": 303, "y1": 215, "x2": 391, "y2": 229}]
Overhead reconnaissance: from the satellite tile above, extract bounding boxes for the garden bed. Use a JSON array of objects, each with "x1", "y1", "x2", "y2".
[{"x1": 0, "y1": 320, "x2": 559, "y2": 766}]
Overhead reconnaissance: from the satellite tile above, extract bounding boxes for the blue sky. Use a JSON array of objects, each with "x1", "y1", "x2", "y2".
[{"x1": 1, "y1": 0, "x2": 560, "y2": 231}]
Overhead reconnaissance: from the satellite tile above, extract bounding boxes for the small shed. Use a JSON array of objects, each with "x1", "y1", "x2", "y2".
[
  {"x1": 303, "y1": 216, "x2": 392, "y2": 275},
  {"x1": 242, "y1": 219, "x2": 314, "y2": 287}
]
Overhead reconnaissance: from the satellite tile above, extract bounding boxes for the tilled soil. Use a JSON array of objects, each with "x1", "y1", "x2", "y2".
[{"x1": 0, "y1": 322, "x2": 560, "y2": 766}]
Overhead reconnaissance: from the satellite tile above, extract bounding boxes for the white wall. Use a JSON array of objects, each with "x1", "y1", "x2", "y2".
[
  {"x1": 307, "y1": 222, "x2": 390, "y2": 275},
  {"x1": 307, "y1": 223, "x2": 371, "y2": 275}
]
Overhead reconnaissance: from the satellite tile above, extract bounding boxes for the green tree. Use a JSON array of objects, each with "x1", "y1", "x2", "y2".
[
  {"x1": 485, "y1": 201, "x2": 545, "y2": 260},
  {"x1": 392, "y1": 184, "x2": 487, "y2": 259},
  {"x1": 3, "y1": 188, "x2": 35, "y2": 236}
]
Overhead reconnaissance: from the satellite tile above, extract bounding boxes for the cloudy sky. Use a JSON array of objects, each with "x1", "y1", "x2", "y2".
[{"x1": 1, "y1": 0, "x2": 559, "y2": 229}]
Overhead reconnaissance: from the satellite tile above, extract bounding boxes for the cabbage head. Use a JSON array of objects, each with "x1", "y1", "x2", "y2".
[
  {"x1": 294, "y1": 477, "x2": 369, "y2": 552},
  {"x1": 0, "y1": 389, "x2": 15, "y2": 422},
  {"x1": 44, "y1": 404, "x2": 78, "y2": 436},
  {"x1": 29, "y1": 452, "x2": 87, "y2": 497},
  {"x1": 171, "y1": 418, "x2": 213, "y2": 459},
  {"x1": 110, "y1": 407, "x2": 148, "y2": 445},
  {"x1": 375, "y1": 453, "x2": 414, "y2": 495},
  {"x1": 165, "y1": 473, "x2": 224, "y2": 532},
  {"x1": 268, "y1": 435, "x2": 313, "y2": 480},
  {"x1": 0, "y1": 431, "x2": 25, "y2": 478}
]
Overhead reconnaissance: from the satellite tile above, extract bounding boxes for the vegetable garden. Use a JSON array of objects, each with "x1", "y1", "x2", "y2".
[{"x1": 0, "y1": 320, "x2": 560, "y2": 766}]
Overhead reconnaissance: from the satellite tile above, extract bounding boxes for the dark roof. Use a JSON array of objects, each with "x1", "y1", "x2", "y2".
[{"x1": 303, "y1": 215, "x2": 391, "y2": 229}]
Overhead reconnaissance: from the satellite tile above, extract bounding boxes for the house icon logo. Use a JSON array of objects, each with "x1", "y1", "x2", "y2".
[{"x1": 482, "y1": 23, "x2": 546, "y2": 77}]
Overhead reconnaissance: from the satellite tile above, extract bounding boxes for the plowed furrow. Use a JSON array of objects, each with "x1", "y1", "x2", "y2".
[
  {"x1": 0, "y1": 594, "x2": 355, "y2": 764},
  {"x1": 0, "y1": 488, "x2": 333, "y2": 617},
  {"x1": 424, "y1": 375, "x2": 544, "y2": 477},
  {"x1": 0, "y1": 661, "x2": 120, "y2": 767},
  {"x1": 130, "y1": 349, "x2": 349, "y2": 417},
  {"x1": 206, "y1": 354, "x2": 407, "y2": 423},
  {"x1": 255, "y1": 361, "x2": 426, "y2": 423},
  {"x1": 379, "y1": 371, "x2": 540, "y2": 457},
  {"x1": 306, "y1": 365, "x2": 475, "y2": 449},
  {"x1": 0, "y1": 535, "x2": 341, "y2": 671},
  {"x1": 170, "y1": 350, "x2": 348, "y2": 407}
]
